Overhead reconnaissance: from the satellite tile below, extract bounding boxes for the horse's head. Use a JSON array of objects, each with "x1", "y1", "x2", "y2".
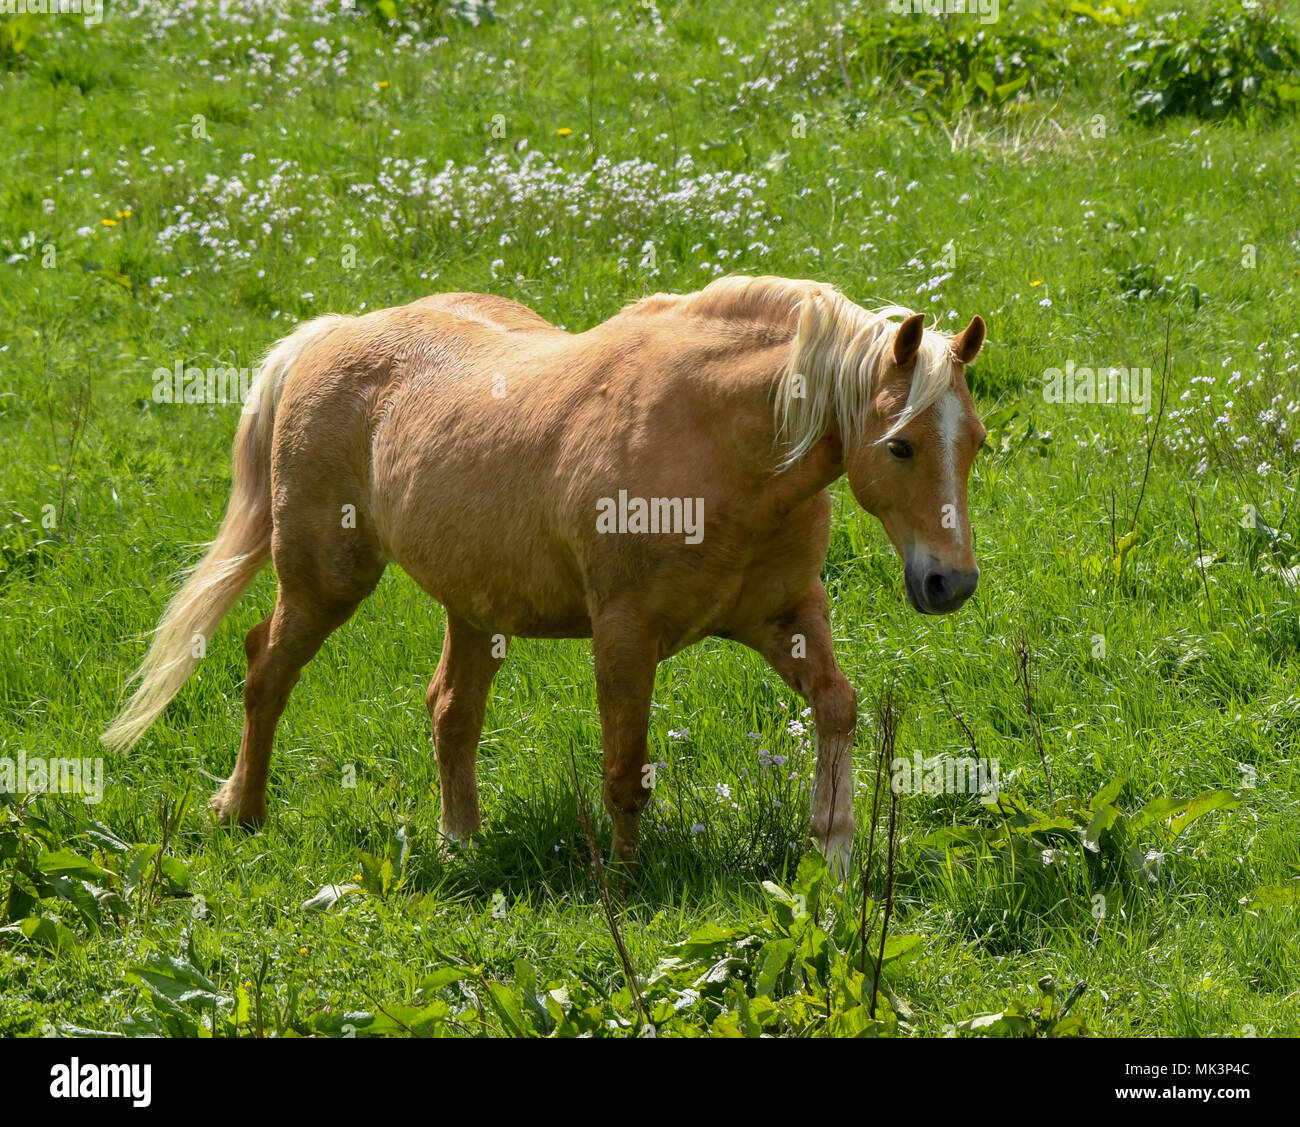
[{"x1": 845, "y1": 313, "x2": 986, "y2": 615}]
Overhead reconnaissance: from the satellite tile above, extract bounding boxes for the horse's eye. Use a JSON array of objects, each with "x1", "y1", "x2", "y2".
[{"x1": 887, "y1": 439, "x2": 914, "y2": 460}]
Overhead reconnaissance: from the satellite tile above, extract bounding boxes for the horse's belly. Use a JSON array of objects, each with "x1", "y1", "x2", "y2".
[
  {"x1": 423, "y1": 572, "x2": 592, "y2": 639},
  {"x1": 383, "y1": 519, "x2": 591, "y2": 638}
]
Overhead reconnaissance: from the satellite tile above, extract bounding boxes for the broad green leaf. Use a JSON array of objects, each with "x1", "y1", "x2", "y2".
[
  {"x1": 728, "y1": 983, "x2": 761, "y2": 1038},
  {"x1": 747, "y1": 994, "x2": 777, "y2": 1031},
  {"x1": 1051, "y1": 1012, "x2": 1089, "y2": 1037},
  {"x1": 158, "y1": 855, "x2": 189, "y2": 892},
  {"x1": 1015, "y1": 815, "x2": 1080, "y2": 836},
  {"x1": 83, "y1": 820, "x2": 130, "y2": 854},
  {"x1": 514, "y1": 958, "x2": 553, "y2": 1034},
  {"x1": 792, "y1": 851, "x2": 827, "y2": 907},
  {"x1": 47, "y1": 875, "x2": 101, "y2": 928},
  {"x1": 673, "y1": 922, "x2": 742, "y2": 958},
  {"x1": 419, "y1": 967, "x2": 475, "y2": 993},
  {"x1": 363, "y1": 1001, "x2": 450, "y2": 1037},
  {"x1": 1089, "y1": 773, "x2": 1128, "y2": 812},
  {"x1": 994, "y1": 74, "x2": 1029, "y2": 100},
  {"x1": 357, "y1": 851, "x2": 387, "y2": 896},
  {"x1": 1128, "y1": 843, "x2": 1162, "y2": 884},
  {"x1": 1132, "y1": 795, "x2": 1188, "y2": 832},
  {"x1": 1167, "y1": 789, "x2": 1240, "y2": 838},
  {"x1": 919, "y1": 826, "x2": 995, "y2": 849},
  {"x1": 981, "y1": 402, "x2": 1021, "y2": 431},
  {"x1": 124, "y1": 844, "x2": 161, "y2": 894},
  {"x1": 797, "y1": 925, "x2": 830, "y2": 988},
  {"x1": 484, "y1": 982, "x2": 532, "y2": 1036},
  {"x1": 694, "y1": 956, "x2": 743, "y2": 990},
  {"x1": 878, "y1": 934, "x2": 925, "y2": 964},
  {"x1": 1243, "y1": 885, "x2": 1300, "y2": 908},
  {"x1": 1082, "y1": 804, "x2": 1121, "y2": 853},
  {"x1": 710, "y1": 1014, "x2": 744, "y2": 1038},
  {"x1": 754, "y1": 938, "x2": 795, "y2": 997},
  {"x1": 0, "y1": 915, "x2": 81, "y2": 953},
  {"x1": 129, "y1": 953, "x2": 224, "y2": 1007},
  {"x1": 36, "y1": 849, "x2": 115, "y2": 883},
  {"x1": 831, "y1": 1003, "x2": 879, "y2": 1037}
]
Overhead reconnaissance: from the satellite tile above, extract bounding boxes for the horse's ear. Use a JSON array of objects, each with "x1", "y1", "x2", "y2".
[
  {"x1": 893, "y1": 313, "x2": 925, "y2": 366},
  {"x1": 952, "y1": 315, "x2": 985, "y2": 365}
]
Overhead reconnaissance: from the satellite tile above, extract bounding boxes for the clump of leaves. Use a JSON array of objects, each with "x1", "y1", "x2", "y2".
[
  {"x1": 920, "y1": 774, "x2": 1242, "y2": 898},
  {"x1": 957, "y1": 975, "x2": 1089, "y2": 1037},
  {"x1": 1123, "y1": 3, "x2": 1300, "y2": 122},
  {"x1": 122, "y1": 934, "x2": 251, "y2": 1038},
  {"x1": 357, "y1": 0, "x2": 495, "y2": 31},
  {"x1": 0, "y1": 796, "x2": 124, "y2": 954},
  {"x1": 980, "y1": 400, "x2": 1054, "y2": 458},
  {"x1": 848, "y1": 12, "x2": 1067, "y2": 118},
  {"x1": 297, "y1": 851, "x2": 924, "y2": 1038},
  {"x1": 1060, "y1": 0, "x2": 1147, "y2": 24},
  {"x1": 0, "y1": 13, "x2": 41, "y2": 70},
  {"x1": 1106, "y1": 262, "x2": 1202, "y2": 308},
  {"x1": 458, "y1": 852, "x2": 923, "y2": 1038},
  {"x1": 0, "y1": 791, "x2": 191, "y2": 956},
  {"x1": 645, "y1": 851, "x2": 923, "y2": 1037}
]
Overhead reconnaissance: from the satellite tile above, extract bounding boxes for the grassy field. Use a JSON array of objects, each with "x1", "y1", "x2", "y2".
[{"x1": 2, "y1": 0, "x2": 1299, "y2": 1037}]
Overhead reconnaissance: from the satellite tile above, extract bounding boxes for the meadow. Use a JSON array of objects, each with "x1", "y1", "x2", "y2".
[{"x1": 1, "y1": 0, "x2": 1298, "y2": 1038}]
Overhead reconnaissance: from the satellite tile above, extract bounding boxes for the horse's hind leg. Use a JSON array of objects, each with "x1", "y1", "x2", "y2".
[
  {"x1": 427, "y1": 615, "x2": 507, "y2": 842},
  {"x1": 212, "y1": 510, "x2": 385, "y2": 827}
]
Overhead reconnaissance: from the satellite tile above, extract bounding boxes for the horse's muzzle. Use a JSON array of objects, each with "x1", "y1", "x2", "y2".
[{"x1": 905, "y1": 559, "x2": 979, "y2": 615}]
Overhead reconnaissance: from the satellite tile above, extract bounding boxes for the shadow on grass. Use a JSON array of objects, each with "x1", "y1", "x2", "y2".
[{"x1": 401, "y1": 774, "x2": 810, "y2": 909}]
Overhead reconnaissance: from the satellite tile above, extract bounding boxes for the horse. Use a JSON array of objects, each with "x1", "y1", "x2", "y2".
[{"x1": 104, "y1": 275, "x2": 986, "y2": 872}]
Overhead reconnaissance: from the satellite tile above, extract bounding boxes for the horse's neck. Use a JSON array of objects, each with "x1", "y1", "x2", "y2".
[
  {"x1": 726, "y1": 348, "x2": 846, "y2": 518},
  {"x1": 603, "y1": 309, "x2": 846, "y2": 514},
  {"x1": 767, "y1": 431, "x2": 845, "y2": 514}
]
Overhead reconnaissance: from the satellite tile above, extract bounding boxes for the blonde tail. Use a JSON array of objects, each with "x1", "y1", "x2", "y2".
[{"x1": 102, "y1": 315, "x2": 350, "y2": 750}]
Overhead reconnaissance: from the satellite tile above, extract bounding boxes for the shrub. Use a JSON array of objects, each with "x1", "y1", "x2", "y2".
[
  {"x1": 357, "y1": 0, "x2": 495, "y2": 31},
  {"x1": 847, "y1": 11, "x2": 1067, "y2": 117},
  {"x1": 0, "y1": 13, "x2": 42, "y2": 70},
  {"x1": 1123, "y1": 3, "x2": 1300, "y2": 122}
]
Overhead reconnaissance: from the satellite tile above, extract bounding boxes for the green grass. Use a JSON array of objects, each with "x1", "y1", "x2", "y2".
[{"x1": 1, "y1": 0, "x2": 1299, "y2": 1036}]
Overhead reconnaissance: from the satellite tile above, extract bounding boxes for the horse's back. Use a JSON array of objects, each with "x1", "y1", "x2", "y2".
[{"x1": 407, "y1": 291, "x2": 561, "y2": 335}]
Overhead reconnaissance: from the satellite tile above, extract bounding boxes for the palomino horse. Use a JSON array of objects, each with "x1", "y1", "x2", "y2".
[{"x1": 104, "y1": 276, "x2": 986, "y2": 871}]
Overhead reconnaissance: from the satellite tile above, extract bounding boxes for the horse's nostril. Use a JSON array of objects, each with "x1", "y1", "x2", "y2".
[{"x1": 924, "y1": 571, "x2": 949, "y2": 604}]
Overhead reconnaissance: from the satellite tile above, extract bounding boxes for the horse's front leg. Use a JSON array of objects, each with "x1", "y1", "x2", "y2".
[
  {"x1": 735, "y1": 583, "x2": 858, "y2": 875},
  {"x1": 591, "y1": 610, "x2": 659, "y2": 867}
]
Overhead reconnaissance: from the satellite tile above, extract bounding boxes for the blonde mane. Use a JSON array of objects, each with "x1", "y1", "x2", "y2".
[{"x1": 626, "y1": 275, "x2": 959, "y2": 468}]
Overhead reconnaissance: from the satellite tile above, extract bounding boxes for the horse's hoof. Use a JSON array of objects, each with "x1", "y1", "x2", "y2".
[
  {"x1": 814, "y1": 830, "x2": 854, "y2": 881},
  {"x1": 209, "y1": 780, "x2": 266, "y2": 830},
  {"x1": 437, "y1": 831, "x2": 479, "y2": 861},
  {"x1": 606, "y1": 842, "x2": 640, "y2": 887}
]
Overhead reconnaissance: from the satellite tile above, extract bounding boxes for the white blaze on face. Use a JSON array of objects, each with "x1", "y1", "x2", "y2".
[{"x1": 936, "y1": 392, "x2": 965, "y2": 546}]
